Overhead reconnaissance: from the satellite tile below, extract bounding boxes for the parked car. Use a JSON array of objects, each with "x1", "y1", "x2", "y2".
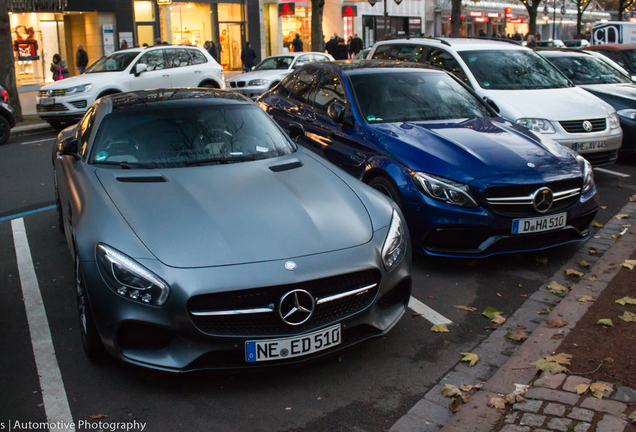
[
  {"x1": 584, "y1": 43, "x2": 636, "y2": 81},
  {"x1": 257, "y1": 61, "x2": 598, "y2": 258},
  {"x1": 0, "y1": 85, "x2": 17, "y2": 146},
  {"x1": 37, "y1": 46, "x2": 225, "y2": 130},
  {"x1": 537, "y1": 39, "x2": 566, "y2": 48},
  {"x1": 52, "y1": 88, "x2": 411, "y2": 371},
  {"x1": 367, "y1": 38, "x2": 623, "y2": 166},
  {"x1": 227, "y1": 52, "x2": 333, "y2": 99},
  {"x1": 582, "y1": 50, "x2": 633, "y2": 80},
  {"x1": 542, "y1": 50, "x2": 636, "y2": 153},
  {"x1": 564, "y1": 39, "x2": 590, "y2": 48}
]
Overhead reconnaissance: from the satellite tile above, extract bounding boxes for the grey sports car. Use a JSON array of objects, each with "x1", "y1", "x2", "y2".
[{"x1": 52, "y1": 88, "x2": 412, "y2": 372}]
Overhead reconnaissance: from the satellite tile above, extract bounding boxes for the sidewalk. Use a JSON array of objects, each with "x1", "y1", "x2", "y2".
[{"x1": 391, "y1": 199, "x2": 636, "y2": 432}]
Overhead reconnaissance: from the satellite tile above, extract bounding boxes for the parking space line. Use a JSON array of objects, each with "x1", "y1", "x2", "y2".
[
  {"x1": 21, "y1": 137, "x2": 56, "y2": 145},
  {"x1": 11, "y1": 218, "x2": 75, "y2": 432},
  {"x1": 408, "y1": 296, "x2": 453, "y2": 325},
  {"x1": 594, "y1": 167, "x2": 631, "y2": 178},
  {"x1": 0, "y1": 204, "x2": 56, "y2": 223}
]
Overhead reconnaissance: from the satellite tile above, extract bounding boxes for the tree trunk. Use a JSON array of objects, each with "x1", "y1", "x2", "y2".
[
  {"x1": 0, "y1": 0, "x2": 23, "y2": 122},
  {"x1": 450, "y1": 0, "x2": 461, "y2": 36},
  {"x1": 527, "y1": 2, "x2": 540, "y2": 37},
  {"x1": 576, "y1": 8, "x2": 583, "y2": 38},
  {"x1": 311, "y1": 0, "x2": 326, "y2": 52}
]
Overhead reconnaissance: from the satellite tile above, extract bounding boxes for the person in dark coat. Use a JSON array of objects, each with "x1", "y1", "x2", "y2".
[
  {"x1": 350, "y1": 34, "x2": 363, "y2": 56},
  {"x1": 76, "y1": 44, "x2": 88, "y2": 74},
  {"x1": 291, "y1": 33, "x2": 303, "y2": 52},
  {"x1": 336, "y1": 37, "x2": 348, "y2": 60},
  {"x1": 325, "y1": 36, "x2": 337, "y2": 58},
  {"x1": 208, "y1": 41, "x2": 219, "y2": 63},
  {"x1": 240, "y1": 41, "x2": 256, "y2": 72}
]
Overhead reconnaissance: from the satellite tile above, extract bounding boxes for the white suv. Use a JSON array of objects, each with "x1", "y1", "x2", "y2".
[
  {"x1": 37, "y1": 46, "x2": 225, "y2": 129},
  {"x1": 367, "y1": 38, "x2": 623, "y2": 166}
]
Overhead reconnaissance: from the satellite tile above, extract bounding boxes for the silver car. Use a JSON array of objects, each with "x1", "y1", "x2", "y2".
[{"x1": 52, "y1": 88, "x2": 411, "y2": 372}]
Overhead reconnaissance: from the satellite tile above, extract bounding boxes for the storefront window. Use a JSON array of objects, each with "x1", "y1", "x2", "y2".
[
  {"x1": 282, "y1": 5, "x2": 311, "y2": 52},
  {"x1": 218, "y1": 4, "x2": 242, "y2": 22},
  {"x1": 159, "y1": 2, "x2": 213, "y2": 47},
  {"x1": 134, "y1": 1, "x2": 155, "y2": 22}
]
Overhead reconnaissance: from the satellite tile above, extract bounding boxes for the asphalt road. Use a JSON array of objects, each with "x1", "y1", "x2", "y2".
[{"x1": 1, "y1": 128, "x2": 635, "y2": 432}]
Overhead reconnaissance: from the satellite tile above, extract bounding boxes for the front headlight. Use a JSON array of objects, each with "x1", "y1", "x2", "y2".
[
  {"x1": 248, "y1": 79, "x2": 268, "y2": 86},
  {"x1": 617, "y1": 109, "x2": 636, "y2": 120},
  {"x1": 65, "y1": 84, "x2": 92, "y2": 95},
  {"x1": 382, "y1": 210, "x2": 406, "y2": 272},
  {"x1": 413, "y1": 172, "x2": 478, "y2": 207},
  {"x1": 96, "y1": 243, "x2": 170, "y2": 306},
  {"x1": 575, "y1": 154, "x2": 594, "y2": 194},
  {"x1": 516, "y1": 118, "x2": 556, "y2": 134},
  {"x1": 609, "y1": 112, "x2": 621, "y2": 129}
]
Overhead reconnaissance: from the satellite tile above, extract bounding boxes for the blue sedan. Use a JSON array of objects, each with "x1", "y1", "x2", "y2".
[{"x1": 257, "y1": 61, "x2": 599, "y2": 257}]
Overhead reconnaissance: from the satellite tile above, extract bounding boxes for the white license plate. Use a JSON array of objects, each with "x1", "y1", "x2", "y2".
[
  {"x1": 574, "y1": 141, "x2": 607, "y2": 152},
  {"x1": 38, "y1": 97, "x2": 55, "y2": 105},
  {"x1": 245, "y1": 324, "x2": 341, "y2": 362},
  {"x1": 512, "y1": 212, "x2": 567, "y2": 234}
]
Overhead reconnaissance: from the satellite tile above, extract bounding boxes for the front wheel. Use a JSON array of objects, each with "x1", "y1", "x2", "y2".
[
  {"x1": 75, "y1": 254, "x2": 105, "y2": 359},
  {"x1": 368, "y1": 176, "x2": 405, "y2": 214}
]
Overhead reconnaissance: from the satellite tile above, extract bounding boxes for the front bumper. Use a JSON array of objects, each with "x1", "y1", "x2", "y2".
[
  {"x1": 552, "y1": 127, "x2": 622, "y2": 166},
  {"x1": 227, "y1": 84, "x2": 269, "y2": 100},
  {"x1": 81, "y1": 234, "x2": 411, "y2": 372},
  {"x1": 36, "y1": 95, "x2": 90, "y2": 123}
]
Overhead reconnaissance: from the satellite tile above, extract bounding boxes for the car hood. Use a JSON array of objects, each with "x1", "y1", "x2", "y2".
[
  {"x1": 367, "y1": 118, "x2": 577, "y2": 184},
  {"x1": 40, "y1": 72, "x2": 120, "y2": 90},
  {"x1": 580, "y1": 83, "x2": 636, "y2": 102},
  {"x1": 228, "y1": 70, "x2": 290, "y2": 82},
  {"x1": 482, "y1": 87, "x2": 614, "y2": 120},
  {"x1": 95, "y1": 153, "x2": 373, "y2": 268}
]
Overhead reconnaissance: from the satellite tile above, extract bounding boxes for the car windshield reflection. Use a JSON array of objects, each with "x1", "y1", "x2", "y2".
[
  {"x1": 254, "y1": 57, "x2": 294, "y2": 71},
  {"x1": 548, "y1": 56, "x2": 632, "y2": 85},
  {"x1": 84, "y1": 52, "x2": 139, "y2": 73}
]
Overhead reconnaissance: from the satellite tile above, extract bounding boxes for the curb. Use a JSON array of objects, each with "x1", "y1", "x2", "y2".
[
  {"x1": 390, "y1": 200, "x2": 636, "y2": 432},
  {"x1": 12, "y1": 123, "x2": 52, "y2": 134}
]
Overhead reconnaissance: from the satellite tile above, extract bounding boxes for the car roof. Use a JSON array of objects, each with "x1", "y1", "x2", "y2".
[
  {"x1": 105, "y1": 88, "x2": 251, "y2": 112},
  {"x1": 538, "y1": 49, "x2": 592, "y2": 57},
  {"x1": 306, "y1": 59, "x2": 441, "y2": 75},
  {"x1": 585, "y1": 43, "x2": 636, "y2": 52},
  {"x1": 372, "y1": 37, "x2": 524, "y2": 51},
  {"x1": 265, "y1": 52, "x2": 330, "y2": 59}
]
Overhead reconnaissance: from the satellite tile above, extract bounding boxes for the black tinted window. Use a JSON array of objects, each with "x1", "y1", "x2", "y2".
[
  {"x1": 288, "y1": 69, "x2": 319, "y2": 105},
  {"x1": 397, "y1": 45, "x2": 427, "y2": 62},
  {"x1": 189, "y1": 50, "x2": 208, "y2": 65},
  {"x1": 314, "y1": 73, "x2": 346, "y2": 113},
  {"x1": 547, "y1": 55, "x2": 631, "y2": 84},
  {"x1": 137, "y1": 50, "x2": 166, "y2": 71},
  {"x1": 372, "y1": 45, "x2": 400, "y2": 60},
  {"x1": 426, "y1": 49, "x2": 470, "y2": 86},
  {"x1": 167, "y1": 49, "x2": 191, "y2": 67}
]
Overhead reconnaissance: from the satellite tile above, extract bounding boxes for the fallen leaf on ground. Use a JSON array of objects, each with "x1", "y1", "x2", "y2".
[
  {"x1": 461, "y1": 352, "x2": 479, "y2": 367},
  {"x1": 616, "y1": 296, "x2": 636, "y2": 306},
  {"x1": 505, "y1": 329, "x2": 529, "y2": 341},
  {"x1": 449, "y1": 395, "x2": 463, "y2": 412},
  {"x1": 431, "y1": 324, "x2": 449, "y2": 333},
  {"x1": 482, "y1": 307, "x2": 503, "y2": 319},
  {"x1": 631, "y1": 196, "x2": 636, "y2": 202},
  {"x1": 444, "y1": 340, "x2": 450, "y2": 344},
  {"x1": 537, "y1": 311, "x2": 547, "y2": 315},
  {"x1": 515, "y1": 325, "x2": 527, "y2": 330},
  {"x1": 590, "y1": 247, "x2": 599, "y2": 255},
  {"x1": 461, "y1": 394, "x2": 471, "y2": 403},
  {"x1": 619, "y1": 311, "x2": 636, "y2": 322},
  {"x1": 591, "y1": 382, "x2": 612, "y2": 399},
  {"x1": 474, "y1": 382, "x2": 485, "y2": 389},
  {"x1": 621, "y1": 260, "x2": 636, "y2": 270},
  {"x1": 531, "y1": 358, "x2": 569, "y2": 374},
  {"x1": 441, "y1": 384, "x2": 462, "y2": 397},
  {"x1": 564, "y1": 269, "x2": 584, "y2": 278},
  {"x1": 616, "y1": 214, "x2": 630, "y2": 219},
  {"x1": 460, "y1": 384, "x2": 474, "y2": 392},
  {"x1": 551, "y1": 333, "x2": 565, "y2": 340},
  {"x1": 597, "y1": 318, "x2": 614, "y2": 327},
  {"x1": 487, "y1": 397, "x2": 506, "y2": 409},
  {"x1": 88, "y1": 415, "x2": 108, "y2": 419},
  {"x1": 518, "y1": 284, "x2": 523, "y2": 288},
  {"x1": 613, "y1": 234, "x2": 623, "y2": 241},
  {"x1": 594, "y1": 235, "x2": 601, "y2": 239},
  {"x1": 497, "y1": 293, "x2": 502, "y2": 297},
  {"x1": 426, "y1": 296, "x2": 436, "y2": 299},
  {"x1": 623, "y1": 225, "x2": 632, "y2": 229},
  {"x1": 547, "y1": 281, "x2": 568, "y2": 294},
  {"x1": 601, "y1": 205, "x2": 607, "y2": 209},
  {"x1": 577, "y1": 295, "x2": 596, "y2": 302},
  {"x1": 454, "y1": 305, "x2": 477, "y2": 312},
  {"x1": 545, "y1": 353, "x2": 572, "y2": 365},
  {"x1": 575, "y1": 383, "x2": 590, "y2": 394},
  {"x1": 576, "y1": 260, "x2": 592, "y2": 268},
  {"x1": 492, "y1": 314, "x2": 506, "y2": 324},
  {"x1": 592, "y1": 221, "x2": 604, "y2": 228},
  {"x1": 535, "y1": 257, "x2": 549, "y2": 265},
  {"x1": 520, "y1": 294, "x2": 528, "y2": 297},
  {"x1": 546, "y1": 319, "x2": 568, "y2": 328}
]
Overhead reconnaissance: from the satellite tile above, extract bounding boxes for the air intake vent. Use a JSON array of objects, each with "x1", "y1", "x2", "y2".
[
  {"x1": 116, "y1": 176, "x2": 167, "y2": 183},
  {"x1": 269, "y1": 161, "x2": 303, "y2": 172}
]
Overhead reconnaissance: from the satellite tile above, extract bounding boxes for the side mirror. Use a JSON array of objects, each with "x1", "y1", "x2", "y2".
[
  {"x1": 58, "y1": 136, "x2": 80, "y2": 159},
  {"x1": 135, "y1": 63, "x2": 147, "y2": 76},
  {"x1": 483, "y1": 97, "x2": 500, "y2": 114},
  {"x1": 289, "y1": 122, "x2": 305, "y2": 142},
  {"x1": 328, "y1": 102, "x2": 346, "y2": 123}
]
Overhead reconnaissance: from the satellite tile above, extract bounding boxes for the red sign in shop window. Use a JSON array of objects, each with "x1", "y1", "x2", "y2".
[
  {"x1": 278, "y1": 3, "x2": 295, "y2": 15},
  {"x1": 342, "y1": 5, "x2": 357, "y2": 17}
]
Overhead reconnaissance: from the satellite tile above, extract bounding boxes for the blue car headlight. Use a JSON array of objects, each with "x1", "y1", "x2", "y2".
[
  {"x1": 575, "y1": 154, "x2": 594, "y2": 194},
  {"x1": 96, "y1": 243, "x2": 170, "y2": 306},
  {"x1": 65, "y1": 84, "x2": 92, "y2": 95},
  {"x1": 413, "y1": 172, "x2": 478, "y2": 208},
  {"x1": 382, "y1": 210, "x2": 406, "y2": 272}
]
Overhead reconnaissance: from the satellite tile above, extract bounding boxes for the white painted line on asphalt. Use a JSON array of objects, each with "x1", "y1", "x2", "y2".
[
  {"x1": 11, "y1": 218, "x2": 75, "y2": 432},
  {"x1": 21, "y1": 137, "x2": 55, "y2": 145},
  {"x1": 408, "y1": 296, "x2": 453, "y2": 325},
  {"x1": 594, "y1": 167, "x2": 631, "y2": 178}
]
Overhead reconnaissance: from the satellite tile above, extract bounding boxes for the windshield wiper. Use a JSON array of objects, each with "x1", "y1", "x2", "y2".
[
  {"x1": 185, "y1": 155, "x2": 257, "y2": 166},
  {"x1": 92, "y1": 161, "x2": 158, "y2": 169}
]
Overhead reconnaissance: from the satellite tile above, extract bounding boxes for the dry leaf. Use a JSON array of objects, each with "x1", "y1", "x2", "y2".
[
  {"x1": 594, "y1": 235, "x2": 601, "y2": 238},
  {"x1": 505, "y1": 329, "x2": 529, "y2": 341},
  {"x1": 551, "y1": 333, "x2": 565, "y2": 340},
  {"x1": 460, "y1": 384, "x2": 474, "y2": 392},
  {"x1": 589, "y1": 247, "x2": 599, "y2": 256},
  {"x1": 564, "y1": 269, "x2": 584, "y2": 278},
  {"x1": 461, "y1": 352, "x2": 479, "y2": 367},
  {"x1": 547, "y1": 281, "x2": 568, "y2": 294},
  {"x1": 461, "y1": 394, "x2": 471, "y2": 403},
  {"x1": 546, "y1": 319, "x2": 568, "y2": 328},
  {"x1": 518, "y1": 284, "x2": 523, "y2": 288},
  {"x1": 577, "y1": 295, "x2": 596, "y2": 302},
  {"x1": 454, "y1": 305, "x2": 477, "y2": 312},
  {"x1": 619, "y1": 311, "x2": 636, "y2": 322},
  {"x1": 487, "y1": 397, "x2": 506, "y2": 409},
  {"x1": 616, "y1": 296, "x2": 636, "y2": 306},
  {"x1": 535, "y1": 257, "x2": 549, "y2": 265},
  {"x1": 545, "y1": 353, "x2": 572, "y2": 365},
  {"x1": 520, "y1": 294, "x2": 528, "y2": 297},
  {"x1": 441, "y1": 384, "x2": 462, "y2": 397},
  {"x1": 449, "y1": 395, "x2": 463, "y2": 413},
  {"x1": 537, "y1": 311, "x2": 547, "y2": 315},
  {"x1": 616, "y1": 214, "x2": 630, "y2": 220},
  {"x1": 597, "y1": 318, "x2": 614, "y2": 327},
  {"x1": 444, "y1": 340, "x2": 451, "y2": 344},
  {"x1": 591, "y1": 382, "x2": 612, "y2": 399},
  {"x1": 432, "y1": 324, "x2": 450, "y2": 333},
  {"x1": 515, "y1": 325, "x2": 527, "y2": 330},
  {"x1": 482, "y1": 307, "x2": 503, "y2": 319},
  {"x1": 621, "y1": 260, "x2": 636, "y2": 270},
  {"x1": 496, "y1": 293, "x2": 502, "y2": 297},
  {"x1": 592, "y1": 221, "x2": 604, "y2": 228},
  {"x1": 576, "y1": 383, "x2": 590, "y2": 394},
  {"x1": 88, "y1": 415, "x2": 108, "y2": 419},
  {"x1": 576, "y1": 260, "x2": 592, "y2": 268},
  {"x1": 630, "y1": 195, "x2": 636, "y2": 202},
  {"x1": 474, "y1": 382, "x2": 485, "y2": 389},
  {"x1": 531, "y1": 358, "x2": 569, "y2": 374},
  {"x1": 492, "y1": 314, "x2": 506, "y2": 324},
  {"x1": 426, "y1": 296, "x2": 436, "y2": 299}
]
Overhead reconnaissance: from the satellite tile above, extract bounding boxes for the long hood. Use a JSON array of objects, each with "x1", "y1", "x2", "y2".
[
  {"x1": 41, "y1": 72, "x2": 120, "y2": 90},
  {"x1": 581, "y1": 83, "x2": 636, "y2": 105},
  {"x1": 368, "y1": 118, "x2": 577, "y2": 184},
  {"x1": 229, "y1": 70, "x2": 290, "y2": 83},
  {"x1": 484, "y1": 87, "x2": 613, "y2": 120},
  {"x1": 95, "y1": 153, "x2": 373, "y2": 268}
]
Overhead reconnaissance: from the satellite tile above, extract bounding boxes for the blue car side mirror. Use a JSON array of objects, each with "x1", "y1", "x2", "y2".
[{"x1": 328, "y1": 102, "x2": 346, "y2": 123}]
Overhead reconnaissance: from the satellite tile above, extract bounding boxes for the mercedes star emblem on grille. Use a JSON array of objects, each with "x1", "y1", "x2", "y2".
[
  {"x1": 533, "y1": 187, "x2": 554, "y2": 213},
  {"x1": 582, "y1": 121, "x2": 593, "y2": 132},
  {"x1": 278, "y1": 289, "x2": 315, "y2": 325}
]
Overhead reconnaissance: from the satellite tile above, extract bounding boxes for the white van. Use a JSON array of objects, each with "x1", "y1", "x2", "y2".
[
  {"x1": 592, "y1": 21, "x2": 636, "y2": 45},
  {"x1": 367, "y1": 38, "x2": 623, "y2": 166}
]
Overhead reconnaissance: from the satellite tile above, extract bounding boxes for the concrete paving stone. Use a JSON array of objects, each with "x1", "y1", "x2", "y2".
[
  {"x1": 499, "y1": 426, "x2": 530, "y2": 432},
  {"x1": 519, "y1": 413, "x2": 545, "y2": 427},
  {"x1": 436, "y1": 391, "x2": 503, "y2": 432},
  {"x1": 574, "y1": 423, "x2": 592, "y2": 432},
  {"x1": 423, "y1": 371, "x2": 475, "y2": 407},
  {"x1": 563, "y1": 376, "x2": 592, "y2": 393},
  {"x1": 534, "y1": 373, "x2": 567, "y2": 389},
  {"x1": 547, "y1": 418, "x2": 575, "y2": 431},
  {"x1": 505, "y1": 412, "x2": 519, "y2": 424},
  {"x1": 568, "y1": 407, "x2": 595, "y2": 422},
  {"x1": 596, "y1": 414, "x2": 628, "y2": 432},
  {"x1": 389, "y1": 414, "x2": 441, "y2": 432},
  {"x1": 506, "y1": 307, "x2": 543, "y2": 330},
  {"x1": 543, "y1": 402, "x2": 566, "y2": 416},
  {"x1": 615, "y1": 386, "x2": 636, "y2": 403},
  {"x1": 517, "y1": 298, "x2": 557, "y2": 314},
  {"x1": 524, "y1": 388, "x2": 580, "y2": 405},
  {"x1": 529, "y1": 290, "x2": 565, "y2": 305},
  {"x1": 580, "y1": 397, "x2": 627, "y2": 416},
  {"x1": 453, "y1": 359, "x2": 499, "y2": 382},
  {"x1": 513, "y1": 400, "x2": 544, "y2": 413},
  {"x1": 409, "y1": 398, "x2": 452, "y2": 426}
]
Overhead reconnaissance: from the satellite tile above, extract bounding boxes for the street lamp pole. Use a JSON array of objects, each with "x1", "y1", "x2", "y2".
[
  {"x1": 384, "y1": 0, "x2": 389, "y2": 40},
  {"x1": 552, "y1": 1, "x2": 556, "y2": 40}
]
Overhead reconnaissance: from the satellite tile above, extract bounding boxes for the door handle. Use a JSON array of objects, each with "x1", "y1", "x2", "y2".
[
  {"x1": 194, "y1": 70, "x2": 202, "y2": 73},
  {"x1": 162, "y1": 74, "x2": 170, "y2": 78}
]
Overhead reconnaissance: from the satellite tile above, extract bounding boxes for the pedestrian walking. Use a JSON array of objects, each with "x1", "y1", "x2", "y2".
[
  {"x1": 240, "y1": 41, "x2": 256, "y2": 72},
  {"x1": 76, "y1": 44, "x2": 88, "y2": 74},
  {"x1": 526, "y1": 34, "x2": 537, "y2": 50},
  {"x1": 350, "y1": 34, "x2": 363, "y2": 56},
  {"x1": 51, "y1": 54, "x2": 69, "y2": 81},
  {"x1": 336, "y1": 37, "x2": 348, "y2": 60},
  {"x1": 292, "y1": 33, "x2": 304, "y2": 52},
  {"x1": 326, "y1": 35, "x2": 338, "y2": 58},
  {"x1": 208, "y1": 41, "x2": 220, "y2": 63},
  {"x1": 347, "y1": 36, "x2": 353, "y2": 58}
]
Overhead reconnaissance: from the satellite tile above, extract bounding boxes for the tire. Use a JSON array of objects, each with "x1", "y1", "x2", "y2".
[
  {"x1": 199, "y1": 81, "x2": 219, "y2": 89},
  {"x1": 0, "y1": 115, "x2": 10, "y2": 146},
  {"x1": 48, "y1": 121, "x2": 67, "y2": 131},
  {"x1": 368, "y1": 175, "x2": 405, "y2": 213},
  {"x1": 75, "y1": 253, "x2": 105, "y2": 359}
]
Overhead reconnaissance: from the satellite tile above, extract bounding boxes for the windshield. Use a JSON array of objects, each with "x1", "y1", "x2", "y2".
[
  {"x1": 90, "y1": 105, "x2": 295, "y2": 167},
  {"x1": 622, "y1": 49, "x2": 636, "y2": 71},
  {"x1": 350, "y1": 71, "x2": 491, "y2": 123},
  {"x1": 85, "y1": 52, "x2": 139, "y2": 73},
  {"x1": 254, "y1": 56, "x2": 294, "y2": 71},
  {"x1": 547, "y1": 55, "x2": 632, "y2": 85},
  {"x1": 459, "y1": 49, "x2": 572, "y2": 90}
]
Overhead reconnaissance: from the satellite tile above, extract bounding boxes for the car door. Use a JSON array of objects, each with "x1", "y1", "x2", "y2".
[
  {"x1": 165, "y1": 48, "x2": 193, "y2": 87},
  {"x1": 268, "y1": 68, "x2": 319, "y2": 133},
  {"x1": 129, "y1": 49, "x2": 171, "y2": 90}
]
